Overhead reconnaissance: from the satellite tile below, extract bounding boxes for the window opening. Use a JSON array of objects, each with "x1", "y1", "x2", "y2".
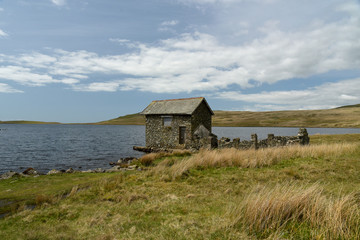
[{"x1": 163, "y1": 116, "x2": 172, "y2": 127}]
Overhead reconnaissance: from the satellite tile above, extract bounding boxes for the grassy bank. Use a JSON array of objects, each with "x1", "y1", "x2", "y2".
[
  {"x1": 1, "y1": 134, "x2": 360, "y2": 239},
  {"x1": 97, "y1": 104, "x2": 360, "y2": 128}
]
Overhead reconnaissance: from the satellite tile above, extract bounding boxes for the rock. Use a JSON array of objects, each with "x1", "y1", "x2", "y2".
[
  {"x1": 47, "y1": 169, "x2": 61, "y2": 175},
  {"x1": 105, "y1": 166, "x2": 123, "y2": 173},
  {"x1": 116, "y1": 157, "x2": 137, "y2": 165},
  {"x1": 133, "y1": 146, "x2": 153, "y2": 153},
  {"x1": 186, "y1": 194, "x2": 196, "y2": 198},
  {"x1": 22, "y1": 168, "x2": 38, "y2": 175},
  {"x1": 81, "y1": 169, "x2": 93, "y2": 173},
  {"x1": 93, "y1": 168, "x2": 105, "y2": 173},
  {"x1": 19, "y1": 173, "x2": 30, "y2": 178},
  {"x1": 166, "y1": 194, "x2": 179, "y2": 200},
  {"x1": 65, "y1": 168, "x2": 74, "y2": 173},
  {"x1": 1, "y1": 171, "x2": 20, "y2": 179}
]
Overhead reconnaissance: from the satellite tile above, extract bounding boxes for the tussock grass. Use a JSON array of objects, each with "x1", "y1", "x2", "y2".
[
  {"x1": 153, "y1": 143, "x2": 358, "y2": 179},
  {"x1": 228, "y1": 183, "x2": 360, "y2": 239},
  {"x1": 139, "y1": 150, "x2": 192, "y2": 167},
  {"x1": 1, "y1": 135, "x2": 359, "y2": 239}
]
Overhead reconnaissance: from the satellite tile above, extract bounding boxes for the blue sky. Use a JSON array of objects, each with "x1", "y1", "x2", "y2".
[{"x1": 0, "y1": 0, "x2": 359, "y2": 123}]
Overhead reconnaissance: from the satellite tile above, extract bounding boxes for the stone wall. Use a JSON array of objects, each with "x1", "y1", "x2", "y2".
[
  {"x1": 218, "y1": 128, "x2": 310, "y2": 150},
  {"x1": 145, "y1": 115, "x2": 192, "y2": 149},
  {"x1": 144, "y1": 100, "x2": 213, "y2": 150},
  {"x1": 191, "y1": 101, "x2": 212, "y2": 133}
]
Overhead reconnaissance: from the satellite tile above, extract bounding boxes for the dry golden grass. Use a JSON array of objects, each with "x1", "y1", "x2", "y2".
[
  {"x1": 213, "y1": 106, "x2": 360, "y2": 127},
  {"x1": 228, "y1": 183, "x2": 360, "y2": 239},
  {"x1": 153, "y1": 143, "x2": 358, "y2": 179},
  {"x1": 1, "y1": 135, "x2": 360, "y2": 239},
  {"x1": 139, "y1": 150, "x2": 192, "y2": 167}
]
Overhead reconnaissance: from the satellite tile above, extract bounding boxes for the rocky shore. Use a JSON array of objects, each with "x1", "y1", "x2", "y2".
[{"x1": 0, "y1": 157, "x2": 142, "y2": 180}]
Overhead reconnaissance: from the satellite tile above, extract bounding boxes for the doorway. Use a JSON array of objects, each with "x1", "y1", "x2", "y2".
[{"x1": 179, "y1": 127, "x2": 186, "y2": 144}]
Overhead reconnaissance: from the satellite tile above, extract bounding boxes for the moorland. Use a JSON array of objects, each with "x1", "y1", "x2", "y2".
[
  {"x1": 1, "y1": 133, "x2": 360, "y2": 239},
  {"x1": 97, "y1": 104, "x2": 360, "y2": 128},
  {"x1": 2, "y1": 104, "x2": 360, "y2": 128}
]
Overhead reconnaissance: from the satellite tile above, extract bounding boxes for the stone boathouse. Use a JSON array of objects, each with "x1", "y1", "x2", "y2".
[{"x1": 141, "y1": 97, "x2": 217, "y2": 150}]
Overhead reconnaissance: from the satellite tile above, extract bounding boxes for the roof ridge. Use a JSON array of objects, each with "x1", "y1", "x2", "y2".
[{"x1": 153, "y1": 97, "x2": 204, "y2": 102}]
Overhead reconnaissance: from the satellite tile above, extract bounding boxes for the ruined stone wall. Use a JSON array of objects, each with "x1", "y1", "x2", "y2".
[
  {"x1": 145, "y1": 115, "x2": 192, "y2": 149},
  {"x1": 218, "y1": 128, "x2": 310, "y2": 150},
  {"x1": 191, "y1": 101, "x2": 212, "y2": 134}
]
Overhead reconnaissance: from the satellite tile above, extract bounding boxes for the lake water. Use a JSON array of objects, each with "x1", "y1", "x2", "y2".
[{"x1": 1, "y1": 124, "x2": 360, "y2": 174}]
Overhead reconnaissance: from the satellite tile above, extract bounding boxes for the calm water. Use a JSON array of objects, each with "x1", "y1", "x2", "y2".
[{"x1": 1, "y1": 124, "x2": 360, "y2": 174}]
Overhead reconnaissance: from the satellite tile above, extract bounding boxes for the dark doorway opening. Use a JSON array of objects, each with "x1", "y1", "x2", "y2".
[{"x1": 179, "y1": 127, "x2": 186, "y2": 144}]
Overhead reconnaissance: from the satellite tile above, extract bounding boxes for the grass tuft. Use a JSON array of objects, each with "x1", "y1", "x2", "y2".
[
  {"x1": 153, "y1": 143, "x2": 358, "y2": 179},
  {"x1": 228, "y1": 183, "x2": 360, "y2": 239}
]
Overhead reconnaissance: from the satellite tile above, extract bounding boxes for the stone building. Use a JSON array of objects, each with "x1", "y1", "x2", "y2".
[{"x1": 141, "y1": 97, "x2": 216, "y2": 149}]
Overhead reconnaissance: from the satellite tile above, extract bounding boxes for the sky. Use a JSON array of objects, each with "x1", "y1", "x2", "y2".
[{"x1": 0, "y1": 0, "x2": 359, "y2": 123}]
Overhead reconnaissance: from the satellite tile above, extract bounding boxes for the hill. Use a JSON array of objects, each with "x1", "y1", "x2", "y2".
[
  {"x1": 95, "y1": 113, "x2": 145, "y2": 125},
  {"x1": 96, "y1": 104, "x2": 360, "y2": 128}
]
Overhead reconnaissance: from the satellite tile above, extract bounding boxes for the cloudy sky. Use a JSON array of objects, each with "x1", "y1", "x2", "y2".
[{"x1": 0, "y1": 0, "x2": 359, "y2": 122}]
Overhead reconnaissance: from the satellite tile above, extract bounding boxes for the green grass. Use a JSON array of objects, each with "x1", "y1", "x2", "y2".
[
  {"x1": 0, "y1": 173, "x2": 119, "y2": 216},
  {"x1": 1, "y1": 134, "x2": 360, "y2": 239}
]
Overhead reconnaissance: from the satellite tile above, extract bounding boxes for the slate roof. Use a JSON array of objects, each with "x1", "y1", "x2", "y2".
[{"x1": 141, "y1": 97, "x2": 214, "y2": 115}]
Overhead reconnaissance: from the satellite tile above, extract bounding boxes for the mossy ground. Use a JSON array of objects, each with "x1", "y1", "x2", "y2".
[{"x1": 0, "y1": 134, "x2": 360, "y2": 239}]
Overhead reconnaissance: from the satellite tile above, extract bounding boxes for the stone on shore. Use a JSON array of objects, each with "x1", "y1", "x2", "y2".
[
  {"x1": 65, "y1": 168, "x2": 74, "y2": 173},
  {"x1": 105, "y1": 166, "x2": 123, "y2": 173},
  {"x1": 47, "y1": 169, "x2": 61, "y2": 175},
  {"x1": 22, "y1": 168, "x2": 38, "y2": 176},
  {"x1": 1, "y1": 171, "x2": 20, "y2": 180}
]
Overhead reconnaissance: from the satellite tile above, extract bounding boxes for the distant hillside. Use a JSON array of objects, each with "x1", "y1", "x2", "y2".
[
  {"x1": 336, "y1": 104, "x2": 360, "y2": 109},
  {"x1": 97, "y1": 104, "x2": 360, "y2": 128},
  {"x1": 95, "y1": 113, "x2": 145, "y2": 125}
]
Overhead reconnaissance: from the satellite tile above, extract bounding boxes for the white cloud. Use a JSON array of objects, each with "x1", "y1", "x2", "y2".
[
  {"x1": 51, "y1": 0, "x2": 66, "y2": 6},
  {"x1": 109, "y1": 38, "x2": 130, "y2": 44},
  {"x1": 14, "y1": 52, "x2": 57, "y2": 68},
  {"x1": 0, "y1": 29, "x2": 8, "y2": 37},
  {"x1": 158, "y1": 20, "x2": 179, "y2": 32},
  {"x1": 0, "y1": 83, "x2": 23, "y2": 93},
  {"x1": 0, "y1": 65, "x2": 76, "y2": 86},
  {"x1": 177, "y1": 0, "x2": 241, "y2": 4},
  {"x1": 0, "y1": 66, "x2": 56, "y2": 86},
  {"x1": 0, "y1": 2, "x2": 359, "y2": 111},
  {"x1": 161, "y1": 20, "x2": 179, "y2": 26},
  {"x1": 177, "y1": 0, "x2": 277, "y2": 5},
  {"x1": 72, "y1": 81, "x2": 120, "y2": 92},
  {"x1": 215, "y1": 78, "x2": 360, "y2": 110}
]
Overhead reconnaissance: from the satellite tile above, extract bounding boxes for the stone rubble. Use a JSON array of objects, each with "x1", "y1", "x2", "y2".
[
  {"x1": 218, "y1": 128, "x2": 310, "y2": 150},
  {"x1": 1, "y1": 156, "x2": 143, "y2": 180}
]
